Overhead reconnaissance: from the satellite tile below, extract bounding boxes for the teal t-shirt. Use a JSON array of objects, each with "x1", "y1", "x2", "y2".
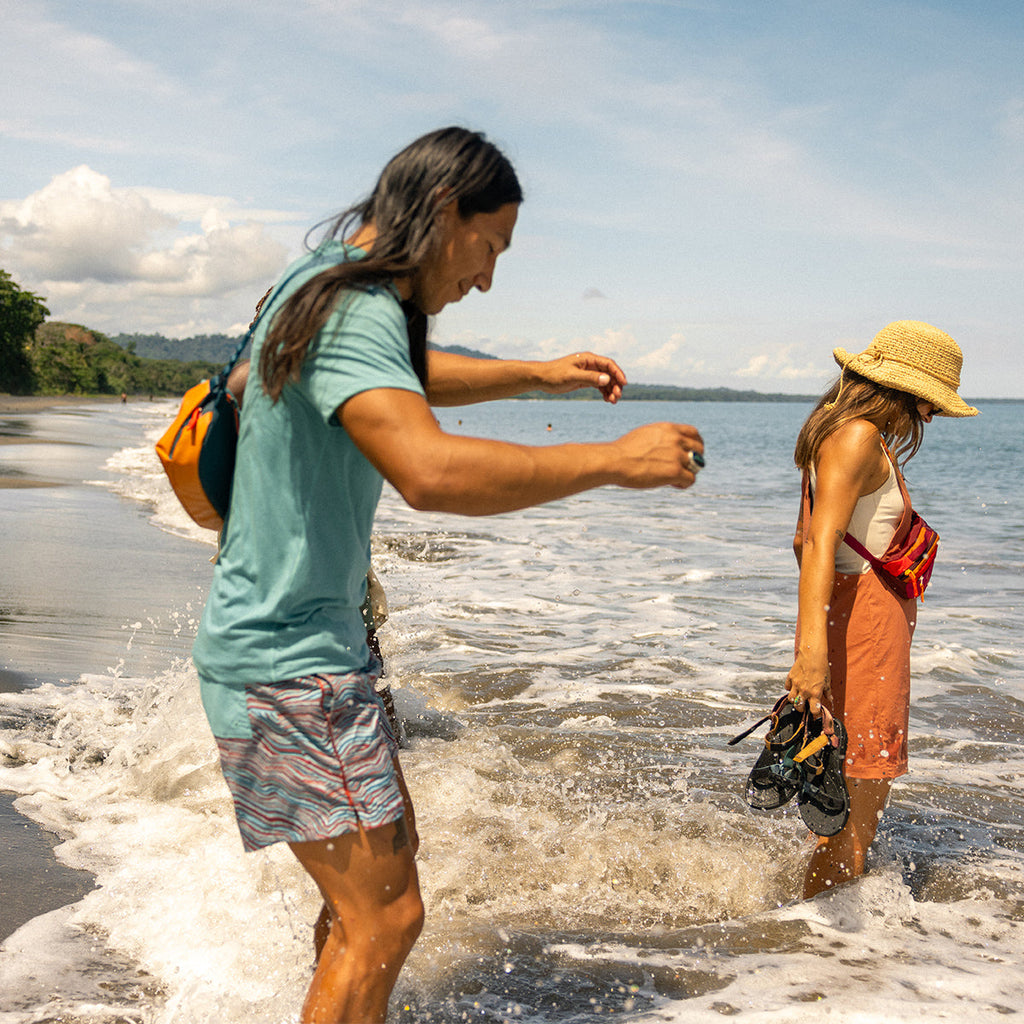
[{"x1": 192, "y1": 243, "x2": 425, "y2": 737}]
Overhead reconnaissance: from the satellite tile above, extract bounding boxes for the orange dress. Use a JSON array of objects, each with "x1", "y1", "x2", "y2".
[{"x1": 798, "y1": 464, "x2": 918, "y2": 781}]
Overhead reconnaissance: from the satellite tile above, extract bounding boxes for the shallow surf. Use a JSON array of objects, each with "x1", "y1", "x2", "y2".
[{"x1": 1, "y1": 398, "x2": 1021, "y2": 1022}]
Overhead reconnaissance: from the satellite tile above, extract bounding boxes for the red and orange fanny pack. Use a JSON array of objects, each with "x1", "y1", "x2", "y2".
[{"x1": 842, "y1": 511, "x2": 939, "y2": 600}]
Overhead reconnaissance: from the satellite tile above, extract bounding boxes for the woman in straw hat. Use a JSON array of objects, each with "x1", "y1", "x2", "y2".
[{"x1": 785, "y1": 320, "x2": 977, "y2": 898}]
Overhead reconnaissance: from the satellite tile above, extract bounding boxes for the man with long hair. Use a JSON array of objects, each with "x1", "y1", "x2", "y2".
[{"x1": 193, "y1": 127, "x2": 705, "y2": 1022}]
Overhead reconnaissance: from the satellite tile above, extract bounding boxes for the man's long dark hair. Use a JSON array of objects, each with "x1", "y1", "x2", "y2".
[{"x1": 259, "y1": 127, "x2": 523, "y2": 401}]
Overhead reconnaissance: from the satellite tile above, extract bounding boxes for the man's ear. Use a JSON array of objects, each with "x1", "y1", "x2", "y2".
[
  {"x1": 432, "y1": 192, "x2": 459, "y2": 235},
  {"x1": 432, "y1": 186, "x2": 458, "y2": 219}
]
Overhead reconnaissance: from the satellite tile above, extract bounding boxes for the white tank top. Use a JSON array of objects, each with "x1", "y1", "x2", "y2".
[{"x1": 810, "y1": 455, "x2": 904, "y2": 574}]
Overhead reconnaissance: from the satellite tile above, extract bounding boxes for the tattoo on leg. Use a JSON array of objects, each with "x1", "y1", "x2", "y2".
[{"x1": 393, "y1": 818, "x2": 410, "y2": 854}]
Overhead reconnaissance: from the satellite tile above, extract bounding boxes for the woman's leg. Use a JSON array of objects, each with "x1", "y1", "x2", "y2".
[
  {"x1": 291, "y1": 814, "x2": 424, "y2": 1024},
  {"x1": 803, "y1": 778, "x2": 890, "y2": 898}
]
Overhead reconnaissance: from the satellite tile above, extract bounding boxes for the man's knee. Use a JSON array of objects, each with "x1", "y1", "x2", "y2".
[
  {"x1": 344, "y1": 885, "x2": 423, "y2": 961},
  {"x1": 389, "y1": 885, "x2": 425, "y2": 953}
]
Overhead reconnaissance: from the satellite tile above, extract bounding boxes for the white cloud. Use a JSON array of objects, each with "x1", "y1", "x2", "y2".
[
  {"x1": 2, "y1": 166, "x2": 175, "y2": 281},
  {"x1": 735, "y1": 353, "x2": 776, "y2": 379},
  {"x1": 583, "y1": 327, "x2": 637, "y2": 358},
  {"x1": 633, "y1": 337, "x2": 683, "y2": 373},
  {"x1": 1, "y1": 166, "x2": 287, "y2": 293},
  {"x1": 410, "y1": 11, "x2": 511, "y2": 55},
  {"x1": 131, "y1": 186, "x2": 301, "y2": 227},
  {"x1": 735, "y1": 346, "x2": 823, "y2": 382},
  {"x1": 0, "y1": 2, "x2": 182, "y2": 118},
  {"x1": 0, "y1": 165, "x2": 291, "y2": 334}
]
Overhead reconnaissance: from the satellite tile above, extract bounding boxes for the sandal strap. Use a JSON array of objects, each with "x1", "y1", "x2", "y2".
[
  {"x1": 728, "y1": 713, "x2": 771, "y2": 746},
  {"x1": 792, "y1": 733, "x2": 828, "y2": 764},
  {"x1": 799, "y1": 780, "x2": 846, "y2": 813},
  {"x1": 728, "y1": 693, "x2": 792, "y2": 746},
  {"x1": 768, "y1": 755, "x2": 801, "y2": 784}
]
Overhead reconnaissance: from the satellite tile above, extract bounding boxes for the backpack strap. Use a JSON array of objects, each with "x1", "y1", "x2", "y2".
[
  {"x1": 216, "y1": 247, "x2": 363, "y2": 386},
  {"x1": 216, "y1": 287, "x2": 273, "y2": 382}
]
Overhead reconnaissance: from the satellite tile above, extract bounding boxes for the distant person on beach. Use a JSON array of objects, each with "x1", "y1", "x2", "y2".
[
  {"x1": 192, "y1": 126, "x2": 704, "y2": 1024},
  {"x1": 784, "y1": 321, "x2": 976, "y2": 898}
]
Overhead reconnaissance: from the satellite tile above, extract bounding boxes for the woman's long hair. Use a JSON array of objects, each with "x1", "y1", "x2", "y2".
[
  {"x1": 259, "y1": 127, "x2": 523, "y2": 401},
  {"x1": 794, "y1": 370, "x2": 925, "y2": 471}
]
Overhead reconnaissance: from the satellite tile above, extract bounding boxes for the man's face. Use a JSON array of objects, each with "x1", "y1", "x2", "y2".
[{"x1": 413, "y1": 202, "x2": 518, "y2": 316}]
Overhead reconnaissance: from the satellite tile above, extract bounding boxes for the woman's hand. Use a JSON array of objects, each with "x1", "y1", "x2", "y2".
[{"x1": 786, "y1": 648, "x2": 831, "y2": 714}]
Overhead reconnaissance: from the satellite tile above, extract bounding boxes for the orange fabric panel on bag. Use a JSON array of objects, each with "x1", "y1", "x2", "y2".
[{"x1": 155, "y1": 379, "x2": 237, "y2": 531}]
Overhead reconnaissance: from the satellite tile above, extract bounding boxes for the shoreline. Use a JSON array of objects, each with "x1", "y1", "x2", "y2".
[
  {"x1": 0, "y1": 397, "x2": 196, "y2": 944},
  {"x1": 0, "y1": 398, "x2": 102, "y2": 938},
  {"x1": 0, "y1": 394, "x2": 127, "y2": 415},
  {"x1": 0, "y1": 794, "x2": 96, "y2": 942}
]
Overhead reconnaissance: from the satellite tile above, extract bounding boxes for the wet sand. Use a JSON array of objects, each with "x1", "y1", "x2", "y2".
[
  {"x1": 0, "y1": 402, "x2": 100, "y2": 937},
  {"x1": 0, "y1": 395, "x2": 130, "y2": 488},
  {"x1": 0, "y1": 397, "x2": 207, "y2": 942},
  {"x1": 0, "y1": 795, "x2": 96, "y2": 941}
]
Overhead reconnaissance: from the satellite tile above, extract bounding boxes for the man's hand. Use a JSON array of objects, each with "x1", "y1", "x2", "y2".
[
  {"x1": 341, "y1": 389, "x2": 704, "y2": 515},
  {"x1": 426, "y1": 350, "x2": 626, "y2": 405},
  {"x1": 534, "y1": 351, "x2": 626, "y2": 403},
  {"x1": 610, "y1": 422, "x2": 704, "y2": 489}
]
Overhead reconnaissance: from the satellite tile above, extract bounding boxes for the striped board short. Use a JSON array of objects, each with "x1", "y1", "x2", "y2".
[{"x1": 214, "y1": 668, "x2": 405, "y2": 851}]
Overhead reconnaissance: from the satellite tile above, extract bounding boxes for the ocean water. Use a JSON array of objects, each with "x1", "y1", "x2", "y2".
[{"x1": 0, "y1": 397, "x2": 1021, "y2": 1023}]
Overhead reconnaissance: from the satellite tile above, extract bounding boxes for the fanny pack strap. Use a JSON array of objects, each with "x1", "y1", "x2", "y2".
[
  {"x1": 841, "y1": 530, "x2": 881, "y2": 566},
  {"x1": 840, "y1": 436, "x2": 913, "y2": 563}
]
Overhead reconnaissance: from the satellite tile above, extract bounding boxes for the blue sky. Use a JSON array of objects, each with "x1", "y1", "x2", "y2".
[{"x1": 2, "y1": 0, "x2": 1021, "y2": 396}]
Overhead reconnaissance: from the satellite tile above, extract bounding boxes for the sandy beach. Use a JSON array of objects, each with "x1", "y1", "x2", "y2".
[
  {"x1": 0, "y1": 400, "x2": 105, "y2": 936},
  {"x1": 0, "y1": 394, "x2": 125, "y2": 416},
  {"x1": 0, "y1": 397, "x2": 209, "y2": 942},
  {"x1": 0, "y1": 395, "x2": 130, "y2": 490}
]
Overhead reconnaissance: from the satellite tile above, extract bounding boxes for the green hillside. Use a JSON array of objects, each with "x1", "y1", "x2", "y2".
[
  {"x1": 28, "y1": 322, "x2": 222, "y2": 397},
  {"x1": 108, "y1": 331, "x2": 814, "y2": 402}
]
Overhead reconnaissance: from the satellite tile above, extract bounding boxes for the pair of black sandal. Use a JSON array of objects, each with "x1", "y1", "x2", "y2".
[{"x1": 729, "y1": 694, "x2": 850, "y2": 837}]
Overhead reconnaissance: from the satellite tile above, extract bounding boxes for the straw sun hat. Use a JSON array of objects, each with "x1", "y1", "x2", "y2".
[{"x1": 832, "y1": 320, "x2": 978, "y2": 417}]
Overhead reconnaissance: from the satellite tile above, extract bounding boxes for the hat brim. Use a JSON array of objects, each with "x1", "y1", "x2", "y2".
[{"x1": 833, "y1": 347, "x2": 979, "y2": 417}]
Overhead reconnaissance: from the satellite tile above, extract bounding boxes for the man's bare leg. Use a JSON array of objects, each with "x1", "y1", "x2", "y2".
[
  {"x1": 291, "y1": 816, "x2": 423, "y2": 1023},
  {"x1": 312, "y1": 757, "x2": 419, "y2": 963}
]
